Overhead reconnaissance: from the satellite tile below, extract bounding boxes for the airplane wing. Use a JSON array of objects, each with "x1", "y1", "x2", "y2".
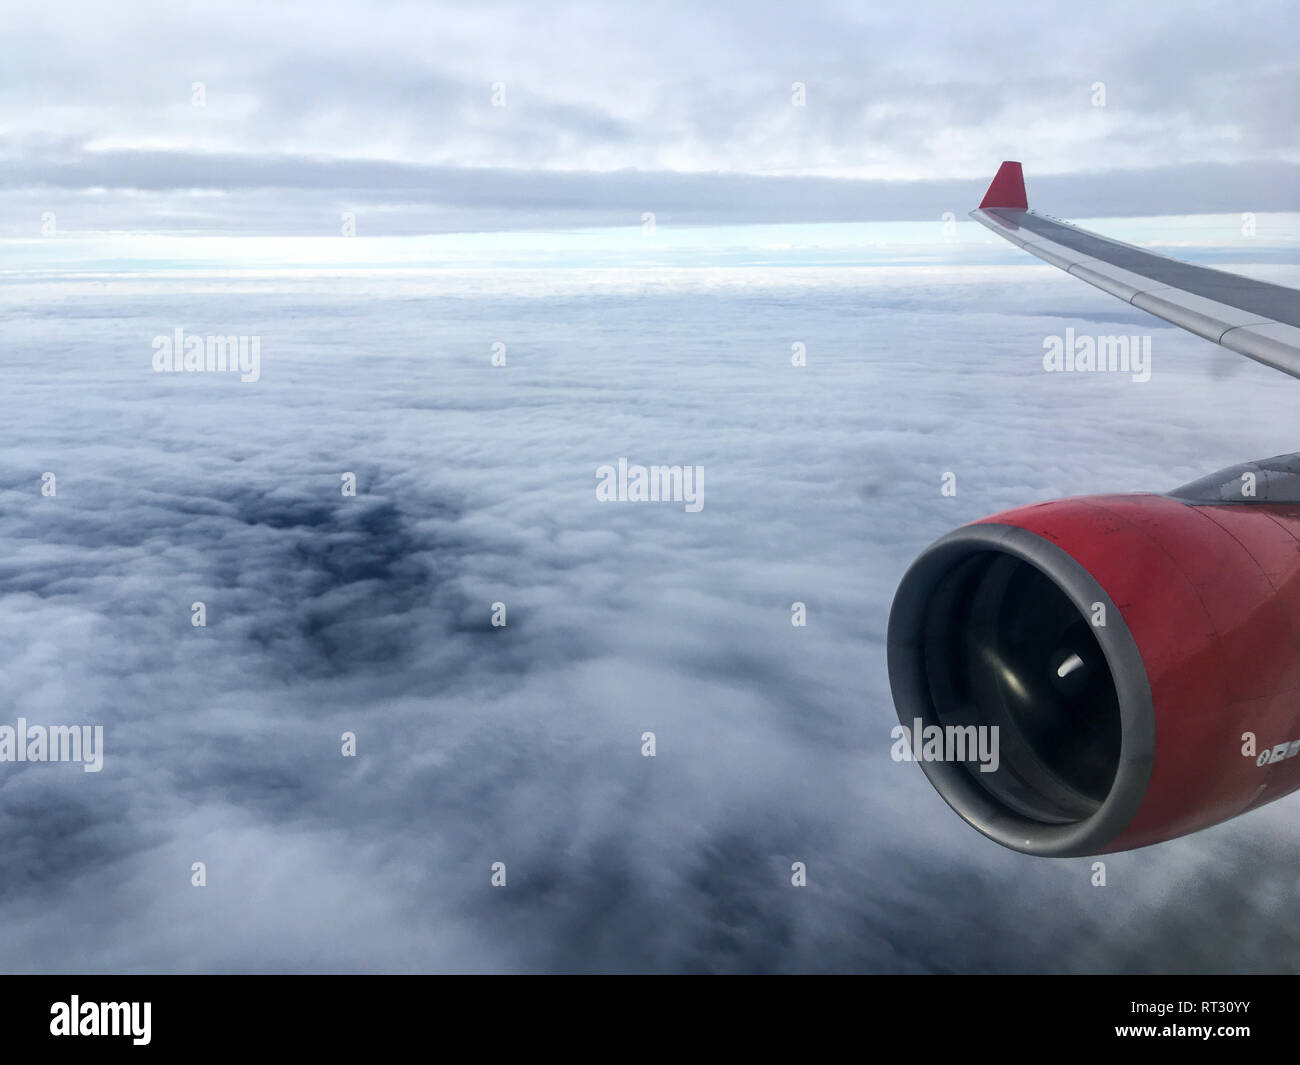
[{"x1": 970, "y1": 161, "x2": 1300, "y2": 380}]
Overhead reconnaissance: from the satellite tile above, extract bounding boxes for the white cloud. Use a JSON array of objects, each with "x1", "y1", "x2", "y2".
[{"x1": 2, "y1": 234, "x2": 1299, "y2": 971}]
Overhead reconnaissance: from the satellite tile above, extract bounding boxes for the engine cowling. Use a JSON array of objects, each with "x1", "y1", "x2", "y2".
[{"x1": 887, "y1": 455, "x2": 1300, "y2": 856}]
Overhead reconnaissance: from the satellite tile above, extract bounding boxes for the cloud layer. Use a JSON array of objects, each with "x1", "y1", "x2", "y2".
[
  {"x1": 3, "y1": 1, "x2": 1300, "y2": 232},
  {"x1": 3, "y1": 240, "x2": 1300, "y2": 971}
]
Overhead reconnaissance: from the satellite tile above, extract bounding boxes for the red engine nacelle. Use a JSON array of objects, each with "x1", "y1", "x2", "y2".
[{"x1": 887, "y1": 456, "x2": 1300, "y2": 855}]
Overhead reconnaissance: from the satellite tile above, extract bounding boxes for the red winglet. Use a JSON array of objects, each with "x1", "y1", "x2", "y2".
[{"x1": 979, "y1": 160, "x2": 1027, "y2": 209}]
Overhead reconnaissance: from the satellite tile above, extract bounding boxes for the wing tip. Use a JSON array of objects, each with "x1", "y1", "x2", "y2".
[{"x1": 979, "y1": 160, "x2": 1027, "y2": 210}]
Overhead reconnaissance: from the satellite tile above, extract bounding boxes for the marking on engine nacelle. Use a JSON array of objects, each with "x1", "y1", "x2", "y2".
[{"x1": 1255, "y1": 738, "x2": 1300, "y2": 766}]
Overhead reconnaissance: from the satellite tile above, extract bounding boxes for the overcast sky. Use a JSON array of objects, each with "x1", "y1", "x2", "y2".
[
  {"x1": 5, "y1": 0, "x2": 1300, "y2": 232},
  {"x1": 6, "y1": 1, "x2": 1300, "y2": 975}
]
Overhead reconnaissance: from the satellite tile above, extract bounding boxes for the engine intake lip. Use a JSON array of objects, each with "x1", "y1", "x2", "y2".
[{"x1": 887, "y1": 522, "x2": 1155, "y2": 857}]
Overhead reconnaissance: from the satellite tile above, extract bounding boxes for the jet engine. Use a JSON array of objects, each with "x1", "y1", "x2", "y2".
[{"x1": 887, "y1": 454, "x2": 1300, "y2": 855}]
